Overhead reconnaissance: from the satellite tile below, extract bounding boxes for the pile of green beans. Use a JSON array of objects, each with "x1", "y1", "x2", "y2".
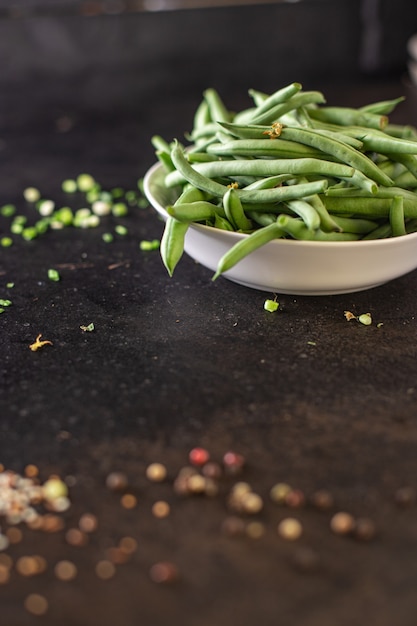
[{"x1": 151, "y1": 82, "x2": 417, "y2": 278}]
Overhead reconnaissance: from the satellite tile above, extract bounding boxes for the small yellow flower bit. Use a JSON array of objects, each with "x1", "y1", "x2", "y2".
[
  {"x1": 263, "y1": 122, "x2": 284, "y2": 139},
  {"x1": 29, "y1": 334, "x2": 53, "y2": 351}
]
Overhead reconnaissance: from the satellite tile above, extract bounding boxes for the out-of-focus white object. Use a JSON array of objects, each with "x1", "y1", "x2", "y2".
[
  {"x1": 144, "y1": 162, "x2": 417, "y2": 296},
  {"x1": 407, "y1": 33, "x2": 417, "y2": 85}
]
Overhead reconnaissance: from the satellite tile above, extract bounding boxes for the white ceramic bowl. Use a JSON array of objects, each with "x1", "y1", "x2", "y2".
[{"x1": 144, "y1": 161, "x2": 417, "y2": 295}]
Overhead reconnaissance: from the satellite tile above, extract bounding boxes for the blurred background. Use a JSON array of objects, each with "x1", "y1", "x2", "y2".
[
  {"x1": 0, "y1": 0, "x2": 415, "y2": 191},
  {"x1": 0, "y1": 0, "x2": 416, "y2": 117}
]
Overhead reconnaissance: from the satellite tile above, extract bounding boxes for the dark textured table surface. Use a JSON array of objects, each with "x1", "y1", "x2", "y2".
[{"x1": 1, "y1": 62, "x2": 417, "y2": 626}]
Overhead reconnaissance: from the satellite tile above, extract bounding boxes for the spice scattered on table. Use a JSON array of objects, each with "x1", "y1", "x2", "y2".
[{"x1": 29, "y1": 333, "x2": 53, "y2": 351}]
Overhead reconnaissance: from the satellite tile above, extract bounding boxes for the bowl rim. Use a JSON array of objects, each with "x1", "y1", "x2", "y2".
[{"x1": 143, "y1": 160, "x2": 417, "y2": 250}]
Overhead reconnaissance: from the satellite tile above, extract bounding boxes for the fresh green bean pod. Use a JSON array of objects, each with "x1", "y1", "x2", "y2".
[
  {"x1": 321, "y1": 195, "x2": 417, "y2": 219},
  {"x1": 249, "y1": 91, "x2": 326, "y2": 126},
  {"x1": 393, "y1": 170, "x2": 417, "y2": 188},
  {"x1": 308, "y1": 106, "x2": 388, "y2": 130},
  {"x1": 308, "y1": 193, "x2": 342, "y2": 232},
  {"x1": 285, "y1": 199, "x2": 321, "y2": 231},
  {"x1": 203, "y1": 88, "x2": 232, "y2": 123},
  {"x1": 277, "y1": 215, "x2": 360, "y2": 241},
  {"x1": 389, "y1": 195, "x2": 407, "y2": 236},
  {"x1": 171, "y1": 140, "x2": 229, "y2": 197},
  {"x1": 386, "y1": 153, "x2": 417, "y2": 179},
  {"x1": 279, "y1": 127, "x2": 394, "y2": 186},
  {"x1": 247, "y1": 82, "x2": 302, "y2": 118},
  {"x1": 384, "y1": 124, "x2": 417, "y2": 140},
  {"x1": 160, "y1": 216, "x2": 189, "y2": 277},
  {"x1": 237, "y1": 179, "x2": 328, "y2": 205},
  {"x1": 213, "y1": 222, "x2": 285, "y2": 279},
  {"x1": 167, "y1": 200, "x2": 220, "y2": 222},
  {"x1": 223, "y1": 187, "x2": 253, "y2": 231},
  {"x1": 207, "y1": 138, "x2": 323, "y2": 159},
  {"x1": 218, "y1": 121, "x2": 272, "y2": 139},
  {"x1": 361, "y1": 222, "x2": 392, "y2": 240},
  {"x1": 244, "y1": 174, "x2": 294, "y2": 190},
  {"x1": 193, "y1": 98, "x2": 212, "y2": 130},
  {"x1": 214, "y1": 214, "x2": 235, "y2": 231},
  {"x1": 355, "y1": 131, "x2": 417, "y2": 156},
  {"x1": 250, "y1": 211, "x2": 279, "y2": 227},
  {"x1": 331, "y1": 215, "x2": 380, "y2": 234},
  {"x1": 165, "y1": 156, "x2": 354, "y2": 188},
  {"x1": 360, "y1": 97, "x2": 405, "y2": 115}
]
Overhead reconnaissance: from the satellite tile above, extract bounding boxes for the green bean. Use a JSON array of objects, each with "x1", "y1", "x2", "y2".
[
  {"x1": 277, "y1": 215, "x2": 360, "y2": 241},
  {"x1": 361, "y1": 222, "x2": 392, "y2": 240},
  {"x1": 214, "y1": 214, "x2": 234, "y2": 231},
  {"x1": 308, "y1": 193, "x2": 342, "y2": 232},
  {"x1": 250, "y1": 211, "x2": 278, "y2": 227},
  {"x1": 322, "y1": 195, "x2": 417, "y2": 219},
  {"x1": 309, "y1": 128, "x2": 364, "y2": 151},
  {"x1": 193, "y1": 98, "x2": 211, "y2": 130},
  {"x1": 331, "y1": 215, "x2": 380, "y2": 234},
  {"x1": 165, "y1": 156, "x2": 354, "y2": 188},
  {"x1": 218, "y1": 121, "x2": 271, "y2": 139},
  {"x1": 354, "y1": 131, "x2": 417, "y2": 155},
  {"x1": 203, "y1": 88, "x2": 231, "y2": 123},
  {"x1": 160, "y1": 217, "x2": 189, "y2": 276},
  {"x1": 235, "y1": 84, "x2": 302, "y2": 125},
  {"x1": 244, "y1": 174, "x2": 294, "y2": 190},
  {"x1": 389, "y1": 196, "x2": 406, "y2": 237},
  {"x1": 213, "y1": 222, "x2": 285, "y2": 279},
  {"x1": 393, "y1": 170, "x2": 417, "y2": 188},
  {"x1": 285, "y1": 199, "x2": 320, "y2": 230},
  {"x1": 238, "y1": 179, "x2": 328, "y2": 205},
  {"x1": 247, "y1": 82, "x2": 302, "y2": 119},
  {"x1": 386, "y1": 153, "x2": 417, "y2": 179},
  {"x1": 207, "y1": 138, "x2": 323, "y2": 159},
  {"x1": 360, "y1": 97, "x2": 405, "y2": 115},
  {"x1": 279, "y1": 127, "x2": 394, "y2": 186},
  {"x1": 190, "y1": 122, "x2": 223, "y2": 142},
  {"x1": 249, "y1": 91, "x2": 326, "y2": 126},
  {"x1": 171, "y1": 140, "x2": 229, "y2": 197},
  {"x1": 167, "y1": 200, "x2": 220, "y2": 222},
  {"x1": 308, "y1": 106, "x2": 388, "y2": 130},
  {"x1": 384, "y1": 123, "x2": 417, "y2": 140},
  {"x1": 223, "y1": 187, "x2": 252, "y2": 231}
]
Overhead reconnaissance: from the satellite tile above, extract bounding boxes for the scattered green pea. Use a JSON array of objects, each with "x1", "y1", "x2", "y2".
[
  {"x1": 38, "y1": 200, "x2": 55, "y2": 216},
  {"x1": 80, "y1": 322, "x2": 95, "y2": 332},
  {"x1": 264, "y1": 298, "x2": 279, "y2": 312},
  {"x1": 21, "y1": 226, "x2": 38, "y2": 241},
  {"x1": 115, "y1": 225, "x2": 128, "y2": 236},
  {"x1": 6, "y1": 282, "x2": 14, "y2": 288},
  {"x1": 77, "y1": 174, "x2": 96, "y2": 192},
  {"x1": 1, "y1": 236, "x2": 13, "y2": 247},
  {"x1": 0, "y1": 204, "x2": 16, "y2": 217},
  {"x1": 111, "y1": 187, "x2": 125, "y2": 199},
  {"x1": 47, "y1": 268, "x2": 61, "y2": 282},
  {"x1": 0, "y1": 299, "x2": 12, "y2": 307},
  {"x1": 61, "y1": 179, "x2": 77, "y2": 193},
  {"x1": 140, "y1": 239, "x2": 160, "y2": 251},
  {"x1": 92, "y1": 200, "x2": 111, "y2": 216},
  {"x1": 125, "y1": 191, "x2": 137, "y2": 205},
  {"x1": 102, "y1": 232, "x2": 114, "y2": 243},
  {"x1": 358, "y1": 313, "x2": 372, "y2": 325},
  {"x1": 112, "y1": 202, "x2": 128, "y2": 217},
  {"x1": 54, "y1": 207, "x2": 73, "y2": 226},
  {"x1": 23, "y1": 187, "x2": 41, "y2": 203}
]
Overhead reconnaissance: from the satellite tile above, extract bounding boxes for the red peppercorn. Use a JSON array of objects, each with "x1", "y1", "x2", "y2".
[
  {"x1": 188, "y1": 447, "x2": 210, "y2": 467},
  {"x1": 223, "y1": 451, "x2": 245, "y2": 474}
]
